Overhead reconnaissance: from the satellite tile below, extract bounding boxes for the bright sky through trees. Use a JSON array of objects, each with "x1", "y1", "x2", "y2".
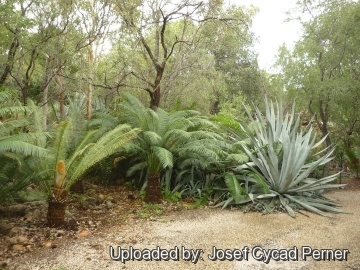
[{"x1": 228, "y1": 0, "x2": 301, "y2": 71}]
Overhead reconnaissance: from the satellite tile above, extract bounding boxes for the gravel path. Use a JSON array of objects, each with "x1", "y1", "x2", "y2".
[{"x1": 7, "y1": 188, "x2": 360, "y2": 270}]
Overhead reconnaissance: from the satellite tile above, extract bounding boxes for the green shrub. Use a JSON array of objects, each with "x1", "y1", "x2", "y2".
[{"x1": 344, "y1": 146, "x2": 360, "y2": 178}]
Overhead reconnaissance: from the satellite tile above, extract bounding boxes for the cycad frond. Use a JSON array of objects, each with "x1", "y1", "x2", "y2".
[
  {"x1": 150, "y1": 146, "x2": 173, "y2": 171},
  {"x1": 67, "y1": 124, "x2": 139, "y2": 187},
  {"x1": 0, "y1": 140, "x2": 49, "y2": 157},
  {"x1": 0, "y1": 119, "x2": 30, "y2": 134},
  {"x1": 52, "y1": 120, "x2": 72, "y2": 164}
]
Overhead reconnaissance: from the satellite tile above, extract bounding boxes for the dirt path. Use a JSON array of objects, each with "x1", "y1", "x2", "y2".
[{"x1": 6, "y1": 186, "x2": 360, "y2": 270}]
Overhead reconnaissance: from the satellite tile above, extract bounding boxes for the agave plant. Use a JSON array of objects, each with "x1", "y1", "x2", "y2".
[
  {"x1": 28, "y1": 113, "x2": 139, "y2": 227},
  {"x1": 219, "y1": 99, "x2": 345, "y2": 217},
  {"x1": 118, "y1": 93, "x2": 228, "y2": 203}
]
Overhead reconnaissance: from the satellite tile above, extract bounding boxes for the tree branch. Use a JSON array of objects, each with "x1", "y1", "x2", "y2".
[{"x1": 139, "y1": 31, "x2": 159, "y2": 68}]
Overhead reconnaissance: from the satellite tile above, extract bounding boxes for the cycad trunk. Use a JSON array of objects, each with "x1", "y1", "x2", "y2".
[
  {"x1": 47, "y1": 201, "x2": 66, "y2": 228},
  {"x1": 145, "y1": 173, "x2": 162, "y2": 204}
]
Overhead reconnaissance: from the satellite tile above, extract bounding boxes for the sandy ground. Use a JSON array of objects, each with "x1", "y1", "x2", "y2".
[{"x1": 6, "y1": 187, "x2": 360, "y2": 270}]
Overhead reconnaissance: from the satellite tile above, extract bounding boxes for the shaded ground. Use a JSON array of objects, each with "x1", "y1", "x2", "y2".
[{"x1": 0, "y1": 177, "x2": 359, "y2": 270}]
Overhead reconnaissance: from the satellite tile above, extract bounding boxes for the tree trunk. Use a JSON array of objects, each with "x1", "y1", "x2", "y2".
[
  {"x1": 47, "y1": 201, "x2": 67, "y2": 228},
  {"x1": 145, "y1": 172, "x2": 162, "y2": 204},
  {"x1": 56, "y1": 71, "x2": 65, "y2": 120},
  {"x1": 210, "y1": 100, "x2": 220, "y2": 115},
  {"x1": 150, "y1": 68, "x2": 163, "y2": 109},
  {"x1": 87, "y1": 44, "x2": 94, "y2": 120},
  {"x1": 42, "y1": 65, "x2": 52, "y2": 130},
  {"x1": 21, "y1": 85, "x2": 28, "y2": 107},
  {"x1": 309, "y1": 98, "x2": 332, "y2": 177},
  {"x1": 42, "y1": 81, "x2": 49, "y2": 129},
  {"x1": 0, "y1": 35, "x2": 19, "y2": 85}
]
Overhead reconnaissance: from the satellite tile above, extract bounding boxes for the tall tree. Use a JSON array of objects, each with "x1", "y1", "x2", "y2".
[
  {"x1": 276, "y1": 0, "x2": 360, "y2": 150},
  {"x1": 113, "y1": 0, "x2": 254, "y2": 109}
]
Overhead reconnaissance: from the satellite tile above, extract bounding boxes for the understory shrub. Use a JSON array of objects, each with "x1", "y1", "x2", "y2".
[{"x1": 117, "y1": 93, "x2": 233, "y2": 202}]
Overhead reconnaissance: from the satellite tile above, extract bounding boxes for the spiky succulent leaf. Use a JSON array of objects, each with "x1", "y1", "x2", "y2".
[{"x1": 222, "y1": 99, "x2": 345, "y2": 217}]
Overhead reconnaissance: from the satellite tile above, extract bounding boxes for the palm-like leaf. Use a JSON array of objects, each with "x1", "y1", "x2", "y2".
[
  {"x1": 0, "y1": 88, "x2": 50, "y2": 202},
  {"x1": 116, "y1": 94, "x2": 236, "y2": 204},
  {"x1": 67, "y1": 124, "x2": 139, "y2": 186},
  {"x1": 29, "y1": 112, "x2": 139, "y2": 200},
  {"x1": 118, "y1": 94, "x2": 227, "y2": 178}
]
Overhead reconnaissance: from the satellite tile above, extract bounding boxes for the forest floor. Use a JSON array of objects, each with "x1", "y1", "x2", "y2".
[{"x1": 0, "y1": 176, "x2": 359, "y2": 270}]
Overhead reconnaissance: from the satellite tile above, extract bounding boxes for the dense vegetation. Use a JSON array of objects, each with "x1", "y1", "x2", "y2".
[{"x1": 1, "y1": 0, "x2": 359, "y2": 222}]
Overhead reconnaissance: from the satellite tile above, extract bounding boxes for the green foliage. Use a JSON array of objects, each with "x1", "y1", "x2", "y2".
[
  {"x1": 275, "y1": 0, "x2": 360, "y2": 154},
  {"x1": 162, "y1": 189, "x2": 182, "y2": 202},
  {"x1": 218, "y1": 99, "x2": 345, "y2": 217},
  {"x1": 0, "y1": 89, "x2": 49, "y2": 157},
  {"x1": 344, "y1": 146, "x2": 360, "y2": 178},
  {"x1": 136, "y1": 204, "x2": 163, "y2": 219},
  {"x1": 0, "y1": 154, "x2": 31, "y2": 204},
  {"x1": 119, "y1": 93, "x2": 228, "y2": 184},
  {"x1": 210, "y1": 113, "x2": 242, "y2": 131},
  {"x1": 0, "y1": 88, "x2": 49, "y2": 203},
  {"x1": 29, "y1": 112, "x2": 139, "y2": 200}
]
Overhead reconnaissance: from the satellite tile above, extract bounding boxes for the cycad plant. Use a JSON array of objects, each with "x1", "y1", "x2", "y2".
[
  {"x1": 0, "y1": 88, "x2": 49, "y2": 203},
  {"x1": 118, "y1": 93, "x2": 227, "y2": 203},
  {"x1": 30, "y1": 113, "x2": 138, "y2": 227},
  {"x1": 0, "y1": 89, "x2": 49, "y2": 158},
  {"x1": 221, "y1": 99, "x2": 345, "y2": 217}
]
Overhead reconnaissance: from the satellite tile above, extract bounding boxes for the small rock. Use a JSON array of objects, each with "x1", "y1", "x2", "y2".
[
  {"x1": 78, "y1": 230, "x2": 91, "y2": 238},
  {"x1": 55, "y1": 230, "x2": 65, "y2": 237},
  {"x1": 106, "y1": 201, "x2": 113, "y2": 209},
  {"x1": 43, "y1": 241, "x2": 52, "y2": 248},
  {"x1": 12, "y1": 244, "x2": 25, "y2": 251},
  {"x1": 17, "y1": 236, "x2": 28, "y2": 244},
  {"x1": 98, "y1": 194, "x2": 105, "y2": 201},
  {"x1": 8, "y1": 237, "x2": 18, "y2": 245},
  {"x1": 0, "y1": 223, "x2": 11, "y2": 235},
  {"x1": 8, "y1": 227, "x2": 24, "y2": 237}
]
